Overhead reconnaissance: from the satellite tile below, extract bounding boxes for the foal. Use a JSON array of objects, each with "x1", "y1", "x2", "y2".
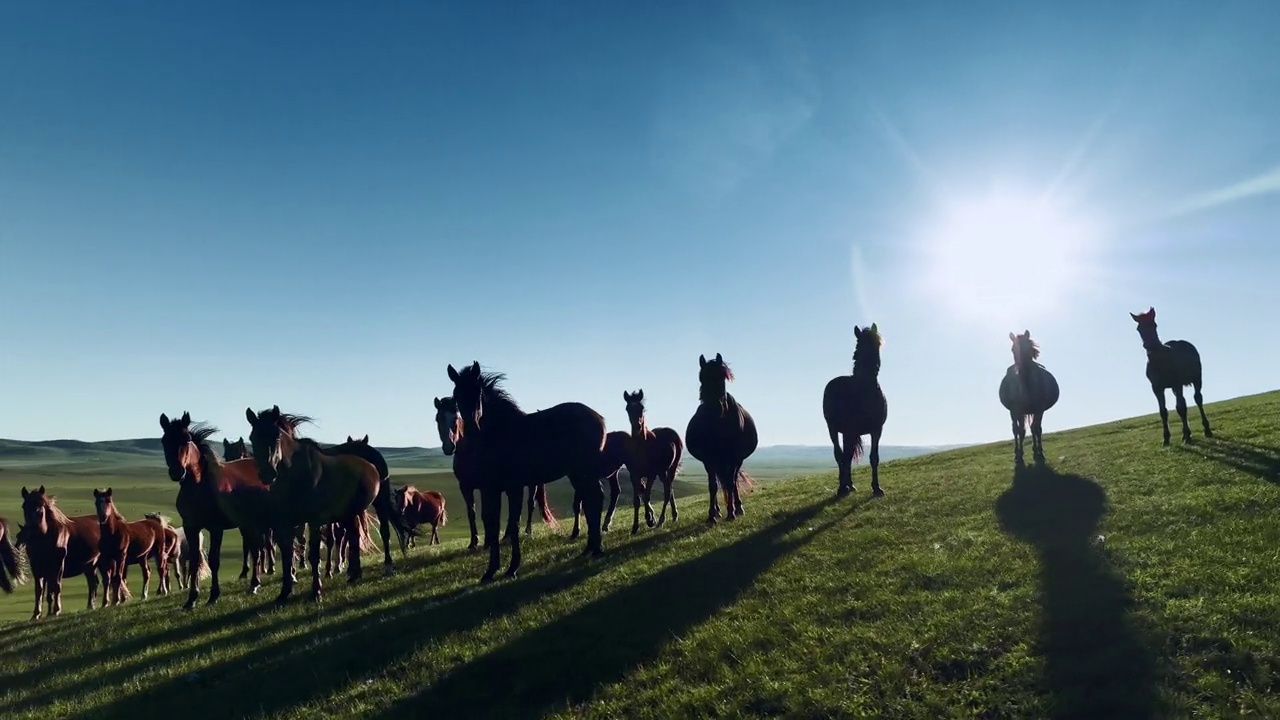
[
  {"x1": 1130, "y1": 307, "x2": 1213, "y2": 445},
  {"x1": 622, "y1": 390, "x2": 684, "y2": 533},
  {"x1": 396, "y1": 485, "x2": 448, "y2": 546},
  {"x1": 94, "y1": 488, "x2": 171, "y2": 603}
]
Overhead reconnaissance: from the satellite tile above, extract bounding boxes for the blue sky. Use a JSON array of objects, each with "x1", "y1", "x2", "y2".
[{"x1": 2, "y1": 1, "x2": 1277, "y2": 448}]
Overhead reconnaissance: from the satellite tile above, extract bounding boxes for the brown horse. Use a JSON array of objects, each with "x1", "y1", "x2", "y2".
[
  {"x1": 1130, "y1": 307, "x2": 1213, "y2": 445},
  {"x1": 823, "y1": 323, "x2": 889, "y2": 497},
  {"x1": 221, "y1": 437, "x2": 279, "y2": 579},
  {"x1": 19, "y1": 486, "x2": 105, "y2": 620},
  {"x1": 93, "y1": 489, "x2": 172, "y2": 602},
  {"x1": 245, "y1": 406, "x2": 404, "y2": 605},
  {"x1": 0, "y1": 516, "x2": 23, "y2": 593},
  {"x1": 999, "y1": 331, "x2": 1061, "y2": 465},
  {"x1": 569, "y1": 430, "x2": 629, "y2": 539},
  {"x1": 160, "y1": 412, "x2": 272, "y2": 609},
  {"x1": 396, "y1": 486, "x2": 448, "y2": 546},
  {"x1": 686, "y1": 353, "x2": 759, "y2": 523},
  {"x1": 623, "y1": 390, "x2": 685, "y2": 532},
  {"x1": 434, "y1": 396, "x2": 557, "y2": 549},
  {"x1": 447, "y1": 361, "x2": 608, "y2": 583}
]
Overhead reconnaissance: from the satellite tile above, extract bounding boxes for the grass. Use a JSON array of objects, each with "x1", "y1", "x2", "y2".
[{"x1": 1, "y1": 391, "x2": 1279, "y2": 718}]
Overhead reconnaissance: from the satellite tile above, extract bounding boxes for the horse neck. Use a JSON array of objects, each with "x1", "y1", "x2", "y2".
[
  {"x1": 480, "y1": 391, "x2": 525, "y2": 432},
  {"x1": 630, "y1": 415, "x2": 651, "y2": 439},
  {"x1": 102, "y1": 505, "x2": 125, "y2": 532},
  {"x1": 851, "y1": 357, "x2": 879, "y2": 383},
  {"x1": 1140, "y1": 328, "x2": 1163, "y2": 353}
]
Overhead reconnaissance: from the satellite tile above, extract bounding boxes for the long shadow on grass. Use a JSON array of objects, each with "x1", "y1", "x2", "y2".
[
  {"x1": 996, "y1": 465, "x2": 1162, "y2": 720},
  {"x1": 1179, "y1": 436, "x2": 1280, "y2": 484},
  {"x1": 65, "y1": 523, "x2": 703, "y2": 720},
  {"x1": 374, "y1": 495, "x2": 850, "y2": 720}
]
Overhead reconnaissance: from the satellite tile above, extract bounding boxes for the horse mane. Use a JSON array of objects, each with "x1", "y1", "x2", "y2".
[
  {"x1": 143, "y1": 512, "x2": 172, "y2": 528},
  {"x1": 459, "y1": 365, "x2": 523, "y2": 414},
  {"x1": 852, "y1": 326, "x2": 883, "y2": 378},
  {"x1": 275, "y1": 413, "x2": 316, "y2": 434},
  {"x1": 37, "y1": 495, "x2": 72, "y2": 529}
]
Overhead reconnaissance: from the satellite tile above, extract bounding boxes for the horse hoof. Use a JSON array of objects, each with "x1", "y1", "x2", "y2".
[
  {"x1": 182, "y1": 601, "x2": 196, "y2": 611},
  {"x1": 872, "y1": 487, "x2": 885, "y2": 498},
  {"x1": 310, "y1": 593, "x2": 323, "y2": 604},
  {"x1": 602, "y1": 523, "x2": 612, "y2": 533},
  {"x1": 1204, "y1": 429, "x2": 1214, "y2": 438},
  {"x1": 706, "y1": 516, "x2": 717, "y2": 526},
  {"x1": 503, "y1": 569, "x2": 518, "y2": 580},
  {"x1": 591, "y1": 548, "x2": 605, "y2": 559},
  {"x1": 646, "y1": 519, "x2": 656, "y2": 528},
  {"x1": 274, "y1": 597, "x2": 290, "y2": 608},
  {"x1": 631, "y1": 526, "x2": 640, "y2": 536},
  {"x1": 479, "y1": 573, "x2": 496, "y2": 585}
]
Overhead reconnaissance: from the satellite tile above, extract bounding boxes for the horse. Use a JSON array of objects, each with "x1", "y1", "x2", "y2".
[
  {"x1": 19, "y1": 486, "x2": 106, "y2": 620},
  {"x1": 685, "y1": 353, "x2": 759, "y2": 523},
  {"x1": 166, "y1": 524, "x2": 208, "y2": 590},
  {"x1": 446, "y1": 361, "x2": 608, "y2": 583},
  {"x1": 998, "y1": 330, "x2": 1061, "y2": 466},
  {"x1": 244, "y1": 406, "x2": 407, "y2": 605},
  {"x1": 1130, "y1": 307, "x2": 1214, "y2": 445},
  {"x1": 93, "y1": 488, "x2": 172, "y2": 602},
  {"x1": 0, "y1": 516, "x2": 23, "y2": 593},
  {"x1": 323, "y1": 433, "x2": 412, "y2": 570},
  {"x1": 319, "y1": 509, "x2": 376, "y2": 578},
  {"x1": 822, "y1": 323, "x2": 889, "y2": 498},
  {"x1": 160, "y1": 412, "x2": 273, "y2": 609},
  {"x1": 147, "y1": 513, "x2": 182, "y2": 596},
  {"x1": 396, "y1": 486, "x2": 448, "y2": 546},
  {"x1": 623, "y1": 390, "x2": 685, "y2": 532},
  {"x1": 434, "y1": 396, "x2": 557, "y2": 549},
  {"x1": 221, "y1": 437, "x2": 279, "y2": 579},
  {"x1": 569, "y1": 430, "x2": 628, "y2": 540}
]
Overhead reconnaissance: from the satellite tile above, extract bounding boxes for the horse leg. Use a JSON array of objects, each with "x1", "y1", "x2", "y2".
[
  {"x1": 1192, "y1": 379, "x2": 1213, "y2": 438},
  {"x1": 307, "y1": 524, "x2": 323, "y2": 603},
  {"x1": 524, "y1": 486, "x2": 536, "y2": 537},
  {"x1": 184, "y1": 526, "x2": 203, "y2": 610},
  {"x1": 643, "y1": 476, "x2": 658, "y2": 528},
  {"x1": 704, "y1": 462, "x2": 719, "y2": 524},
  {"x1": 580, "y1": 476, "x2": 606, "y2": 558},
  {"x1": 1173, "y1": 385, "x2": 1193, "y2": 444},
  {"x1": 1010, "y1": 411, "x2": 1024, "y2": 465},
  {"x1": 239, "y1": 538, "x2": 251, "y2": 580},
  {"x1": 603, "y1": 473, "x2": 622, "y2": 532},
  {"x1": 50, "y1": 563, "x2": 65, "y2": 617},
  {"x1": 726, "y1": 464, "x2": 743, "y2": 519},
  {"x1": 570, "y1": 492, "x2": 582, "y2": 540},
  {"x1": 504, "y1": 488, "x2": 523, "y2": 578},
  {"x1": 465, "y1": 486, "x2": 480, "y2": 550},
  {"x1": 266, "y1": 529, "x2": 277, "y2": 575},
  {"x1": 274, "y1": 524, "x2": 297, "y2": 606},
  {"x1": 659, "y1": 472, "x2": 676, "y2": 525},
  {"x1": 630, "y1": 473, "x2": 644, "y2": 535},
  {"x1": 829, "y1": 428, "x2": 851, "y2": 495},
  {"x1": 346, "y1": 517, "x2": 363, "y2": 585},
  {"x1": 1031, "y1": 412, "x2": 1046, "y2": 465},
  {"x1": 870, "y1": 428, "x2": 884, "y2": 496},
  {"x1": 479, "y1": 487, "x2": 502, "y2": 584},
  {"x1": 1153, "y1": 386, "x2": 1172, "y2": 446},
  {"x1": 207, "y1": 527, "x2": 224, "y2": 606},
  {"x1": 324, "y1": 527, "x2": 335, "y2": 580}
]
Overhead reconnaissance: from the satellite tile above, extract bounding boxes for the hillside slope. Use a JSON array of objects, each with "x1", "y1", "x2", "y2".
[{"x1": 1, "y1": 391, "x2": 1278, "y2": 718}]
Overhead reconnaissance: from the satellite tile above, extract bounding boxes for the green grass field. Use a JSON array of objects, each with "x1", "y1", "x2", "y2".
[{"x1": 2, "y1": 392, "x2": 1279, "y2": 718}]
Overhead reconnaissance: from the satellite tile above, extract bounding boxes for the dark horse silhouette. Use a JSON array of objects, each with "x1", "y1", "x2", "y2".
[
  {"x1": 822, "y1": 323, "x2": 889, "y2": 498},
  {"x1": 1131, "y1": 306, "x2": 1213, "y2": 445},
  {"x1": 0, "y1": 516, "x2": 23, "y2": 594},
  {"x1": 245, "y1": 407, "x2": 408, "y2": 605},
  {"x1": 160, "y1": 413, "x2": 272, "y2": 609},
  {"x1": 434, "y1": 396, "x2": 557, "y2": 549},
  {"x1": 221, "y1": 437, "x2": 280, "y2": 580},
  {"x1": 570, "y1": 430, "x2": 628, "y2": 539},
  {"x1": 623, "y1": 390, "x2": 685, "y2": 532},
  {"x1": 446, "y1": 361, "x2": 608, "y2": 583},
  {"x1": 686, "y1": 353, "x2": 758, "y2": 523},
  {"x1": 999, "y1": 330, "x2": 1060, "y2": 465}
]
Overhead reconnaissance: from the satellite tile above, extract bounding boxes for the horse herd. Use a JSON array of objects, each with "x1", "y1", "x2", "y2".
[{"x1": 0, "y1": 307, "x2": 1212, "y2": 621}]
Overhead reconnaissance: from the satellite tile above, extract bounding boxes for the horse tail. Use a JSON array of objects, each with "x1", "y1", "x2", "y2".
[
  {"x1": 535, "y1": 484, "x2": 559, "y2": 528},
  {"x1": 359, "y1": 509, "x2": 378, "y2": 554},
  {"x1": 738, "y1": 470, "x2": 756, "y2": 492},
  {"x1": 849, "y1": 434, "x2": 865, "y2": 462},
  {"x1": 0, "y1": 522, "x2": 22, "y2": 592},
  {"x1": 374, "y1": 477, "x2": 411, "y2": 556},
  {"x1": 192, "y1": 530, "x2": 211, "y2": 581}
]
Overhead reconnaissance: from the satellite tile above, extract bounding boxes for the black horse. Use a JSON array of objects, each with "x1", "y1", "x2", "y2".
[
  {"x1": 999, "y1": 331, "x2": 1060, "y2": 465},
  {"x1": 1130, "y1": 307, "x2": 1213, "y2": 445},
  {"x1": 686, "y1": 353, "x2": 758, "y2": 523},
  {"x1": 822, "y1": 323, "x2": 888, "y2": 497},
  {"x1": 447, "y1": 362, "x2": 608, "y2": 583}
]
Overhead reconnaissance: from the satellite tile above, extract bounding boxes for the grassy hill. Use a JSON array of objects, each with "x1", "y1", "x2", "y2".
[{"x1": 1, "y1": 392, "x2": 1278, "y2": 718}]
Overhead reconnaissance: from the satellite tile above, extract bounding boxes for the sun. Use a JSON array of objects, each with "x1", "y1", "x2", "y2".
[{"x1": 918, "y1": 192, "x2": 1097, "y2": 327}]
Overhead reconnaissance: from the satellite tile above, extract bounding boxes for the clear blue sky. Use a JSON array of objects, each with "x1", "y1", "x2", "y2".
[{"x1": 2, "y1": 2, "x2": 1277, "y2": 448}]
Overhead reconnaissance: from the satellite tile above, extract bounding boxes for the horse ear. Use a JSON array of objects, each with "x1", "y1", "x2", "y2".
[
  {"x1": 448, "y1": 365, "x2": 460, "y2": 383},
  {"x1": 21, "y1": 486, "x2": 29, "y2": 499},
  {"x1": 38, "y1": 485, "x2": 45, "y2": 494},
  {"x1": 699, "y1": 355, "x2": 707, "y2": 368},
  {"x1": 1148, "y1": 306, "x2": 1155, "y2": 319},
  {"x1": 271, "y1": 405, "x2": 280, "y2": 415},
  {"x1": 239, "y1": 437, "x2": 245, "y2": 444},
  {"x1": 637, "y1": 389, "x2": 644, "y2": 402},
  {"x1": 715, "y1": 353, "x2": 723, "y2": 363},
  {"x1": 622, "y1": 391, "x2": 630, "y2": 402},
  {"x1": 106, "y1": 487, "x2": 113, "y2": 497},
  {"x1": 870, "y1": 322, "x2": 878, "y2": 334},
  {"x1": 433, "y1": 396, "x2": 442, "y2": 410},
  {"x1": 246, "y1": 407, "x2": 257, "y2": 424},
  {"x1": 1009, "y1": 332, "x2": 1016, "y2": 342},
  {"x1": 470, "y1": 360, "x2": 480, "y2": 375},
  {"x1": 1130, "y1": 312, "x2": 1140, "y2": 322},
  {"x1": 854, "y1": 326, "x2": 862, "y2": 339},
  {"x1": 93, "y1": 488, "x2": 101, "y2": 498},
  {"x1": 361, "y1": 434, "x2": 369, "y2": 444},
  {"x1": 180, "y1": 411, "x2": 191, "y2": 425},
  {"x1": 160, "y1": 413, "x2": 171, "y2": 430},
  {"x1": 223, "y1": 439, "x2": 230, "y2": 450}
]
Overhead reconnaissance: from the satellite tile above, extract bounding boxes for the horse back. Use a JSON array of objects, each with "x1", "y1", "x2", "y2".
[
  {"x1": 1149, "y1": 340, "x2": 1203, "y2": 387},
  {"x1": 686, "y1": 396, "x2": 757, "y2": 464},
  {"x1": 489, "y1": 402, "x2": 606, "y2": 483},
  {"x1": 37, "y1": 515, "x2": 102, "y2": 579}
]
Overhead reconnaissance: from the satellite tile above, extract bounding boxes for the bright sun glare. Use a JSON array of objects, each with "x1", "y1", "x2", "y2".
[{"x1": 920, "y1": 193, "x2": 1097, "y2": 327}]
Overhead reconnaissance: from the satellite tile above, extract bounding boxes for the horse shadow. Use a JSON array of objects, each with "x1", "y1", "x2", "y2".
[
  {"x1": 373, "y1": 495, "x2": 851, "y2": 720},
  {"x1": 995, "y1": 464, "x2": 1163, "y2": 719},
  {"x1": 1179, "y1": 436, "x2": 1280, "y2": 484},
  {"x1": 53, "y1": 518, "x2": 723, "y2": 720}
]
